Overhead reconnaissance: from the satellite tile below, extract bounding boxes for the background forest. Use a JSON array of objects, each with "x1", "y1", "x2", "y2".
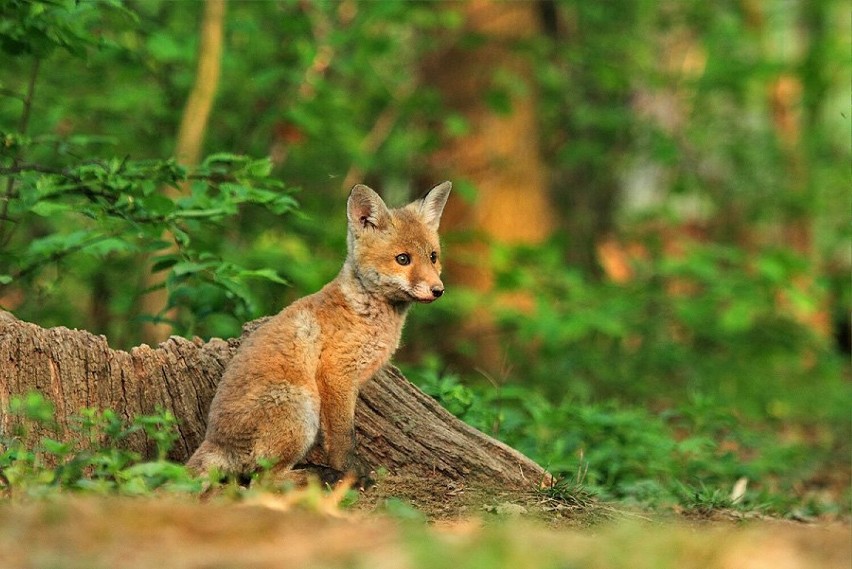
[{"x1": 1, "y1": 0, "x2": 849, "y2": 516}]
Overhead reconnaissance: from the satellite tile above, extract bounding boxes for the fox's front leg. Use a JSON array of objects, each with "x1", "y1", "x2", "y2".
[{"x1": 318, "y1": 381, "x2": 359, "y2": 476}]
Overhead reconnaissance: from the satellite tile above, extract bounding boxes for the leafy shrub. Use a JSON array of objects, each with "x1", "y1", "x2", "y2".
[
  {"x1": 487, "y1": 239, "x2": 847, "y2": 421},
  {"x1": 409, "y1": 362, "x2": 848, "y2": 515},
  {"x1": 1, "y1": 392, "x2": 201, "y2": 497},
  {"x1": 1, "y1": 1, "x2": 303, "y2": 343}
]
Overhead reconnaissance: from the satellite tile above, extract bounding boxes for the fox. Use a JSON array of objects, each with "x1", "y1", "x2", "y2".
[{"x1": 186, "y1": 181, "x2": 452, "y2": 483}]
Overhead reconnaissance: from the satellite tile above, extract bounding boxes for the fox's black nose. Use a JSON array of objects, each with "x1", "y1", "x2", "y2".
[{"x1": 431, "y1": 287, "x2": 444, "y2": 298}]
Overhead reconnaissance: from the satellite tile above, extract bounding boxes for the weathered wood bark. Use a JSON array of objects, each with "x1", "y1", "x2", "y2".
[{"x1": 0, "y1": 312, "x2": 549, "y2": 492}]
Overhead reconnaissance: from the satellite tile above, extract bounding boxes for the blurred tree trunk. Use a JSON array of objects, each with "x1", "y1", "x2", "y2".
[
  {"x1": 0, "y1": 312, "x2": 551, "y2": 494},
  {"x1": 172, "y1": 0, "x2": 227, "y2": 168},
  {"x1": 747, "y1": 1, "x2": 830, "y2": 336},
  {"x1": 741, "y1": 1, "x2": 812, "y2": 254},
  {"x1": 420, "y1": 0, "x2": 554, "y2": 370},
  {"x1": 550, "y1": 1, "x2": 637, "y2": 277},
  {"x1": 140, "y1": 0, "x2": 227, "y2": 344}
]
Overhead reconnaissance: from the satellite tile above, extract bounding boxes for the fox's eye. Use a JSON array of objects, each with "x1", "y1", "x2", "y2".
[
  {"x1": 430, "y1": 251, "x2": 438, "y2": 264},
  {"x1": 395, "y1": 253, "x2": 411, "y2": 266}
]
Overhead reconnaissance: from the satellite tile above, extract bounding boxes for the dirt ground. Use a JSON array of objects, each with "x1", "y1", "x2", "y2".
[
  {"x1": 352, "y1": 472, "x2": 591, "y2": 524},
  {"x1": 1, "y1": 478, "x2": 849, "y2": 569}
]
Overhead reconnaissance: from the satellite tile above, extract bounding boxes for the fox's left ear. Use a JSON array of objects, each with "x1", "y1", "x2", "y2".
[
  {"x1": 417, "y1": 181, "x2": 452, "y2": 231},
  {"x1": 348, "y1": 184, "x2": 391, "y2": 232}
]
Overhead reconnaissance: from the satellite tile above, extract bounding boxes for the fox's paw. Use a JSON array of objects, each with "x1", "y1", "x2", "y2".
[
  {"x1": 312, "y1": 465, "x2": 346, "y2": 487},
  {"x1": 348, "y1": 456, "x2": 375, "y2": 490},
  {"x1": 312, "y1": 465, "x2": 374, "y2": 490},
  {"x1": 353, "y1": 469, "x2": 375, "y2": 491}
]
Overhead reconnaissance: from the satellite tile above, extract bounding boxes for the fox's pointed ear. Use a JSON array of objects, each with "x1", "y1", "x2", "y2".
[
  {"x1": 417, "y1": 181, "x2": 452, "y2": 231},
  {"x1": 348, "y1": 184, "x2": 391, "y2": 231}
]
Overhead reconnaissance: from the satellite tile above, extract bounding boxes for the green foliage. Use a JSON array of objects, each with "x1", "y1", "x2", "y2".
[
  {"x1": 489, "y1": 240, "x2": 845, "y2": 419},
  {"x1": 0, "y1": 0, "x2": 461, "y2": 345},
  {"x1": 1, "y1": 146, "x2": 297, "y2": 339},
  {"x1": 0, "y1": 0, "x2": 131, "y2": 58},
  {"x1": 533, "y1": 0, "x2": 849, "y2": 281},
  {"x1": 2, "y1": 153, "x2": 294, "y2": 272},
  {"x1": 409, "y1": 362, "x2": 848, "y2": 516},
  {"x1": 674, "y1": 483, "x2": 739, "y2": 516},
  {"x1": 1, "y1": 392, "x2": 201, "y2": 497},
  {"x1": 410, "y1": 236, "x2": 849, "y2": 517},
  {"x1": 380, "y1": 497, "x2": 428, "y2": 523},
  {"x1": 539, "y1": 475, "x2": 598, "y2": 512},
  {"x1": 0, "y1": 1, "x2": 302, "y2": 342},
  {"x1": 1, "y1": 393, "x2": 372, "y2": 506}
]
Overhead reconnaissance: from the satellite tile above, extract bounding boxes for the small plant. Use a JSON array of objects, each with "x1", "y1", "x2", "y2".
[
  {"x1": 675, "y1": 483, "x2": 740, "y2": 517},
  {"x1": 381, "y1": 497, "x2": 427, "y2": 522},
  {"x1": 539, "y1": 469, "x2": 597, "y2": 514},
  {"x1": 0, "y1": 391, "x2": 202, "y2": 497}
]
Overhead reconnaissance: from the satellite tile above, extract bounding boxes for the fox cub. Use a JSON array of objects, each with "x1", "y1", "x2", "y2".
[{"x1": 187, "y1": 181, "x2": 451, "y2": 481}]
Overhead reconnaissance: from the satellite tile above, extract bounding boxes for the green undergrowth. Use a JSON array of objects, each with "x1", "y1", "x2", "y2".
[
  {"x1": 2, "y1": 384, "x2": 848, "y2": 522},
  {"x1": 0, "y1": 393, "x2": 319, "y2": 503},
  {"x1": 408, "y1": 361, "x2": 851, "y2": 519},
  {"x1": 0, "y1": 392, "x2": 202, "y2": 498}
]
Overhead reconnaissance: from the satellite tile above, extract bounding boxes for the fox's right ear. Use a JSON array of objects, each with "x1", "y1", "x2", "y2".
[
  {"x1": 417, "y1": 181, "x2": 452, "y2": 231},
  {"x1": 348, "y1": 184, "x2": 391, "y2": 232}
]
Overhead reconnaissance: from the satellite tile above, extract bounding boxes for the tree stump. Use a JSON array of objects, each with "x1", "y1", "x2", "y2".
[{"x1": 0, "y1": 311, "x2": 551, "y2": 496}]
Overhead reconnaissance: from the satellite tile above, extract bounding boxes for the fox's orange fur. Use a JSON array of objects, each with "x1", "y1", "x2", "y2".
[{"x1": 187, "y1": 182, "x2": 451, "y2": 480}]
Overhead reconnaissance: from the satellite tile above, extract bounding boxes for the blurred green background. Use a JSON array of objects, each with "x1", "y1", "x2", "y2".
[{"x1": 1, "y1": 0, "x2": 848, "y2": 515}]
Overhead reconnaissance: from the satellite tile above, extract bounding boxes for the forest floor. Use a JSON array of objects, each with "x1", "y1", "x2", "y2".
[{"x1": 2, "y1": 475, "x2": 849, "y2": 569}]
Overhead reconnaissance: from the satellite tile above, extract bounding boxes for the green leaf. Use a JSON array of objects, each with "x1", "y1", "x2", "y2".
[
  {"x1": 41, "y1": 437, "x2": 73, "y2": 456},
  {"x1": 121, "y1": 460, "x2": 187, "y2": 480},
  {"x1": 29, "y1": 200, "x2": 71, "y2": 217},
  {"x1": 216, "y1": 276, "x2": 255, "y2": 311},
  {"x1": 245, "y1": 157, "x2": 273, "y2": 178},
  {"x1": 139, "y1": 194, "x2": 176, "y2": 217},
  {"x1": 201, "y1": 152, "x2": 245, "y2": 166},
  {"x1": 10, "y1": 392, "x2": 56, "y2": 424},
  {"x1": 151, "y1": 255, "x2": 179, "y2": 273},
  {"x1": 171, "y1": 260, "x2": 217, "y2": 277},
  {"x1": 167, "y1": 208, "x2": 229, "y2": 220},
  {"x1": 237, "y1": 268, "x2": 289, "y2": 285},
  {"x1": 267, "y1": 195, "x2": 298, "y2": 215},
  {"x1": 85, "y1": 237, "x2": 136, "y2": 257},
  {"x1": 785, "y1": 288, "x2": 816, "y2": 315},
  {"x1": 27, "y1": 230, "x2": 91, "y2": 258}
]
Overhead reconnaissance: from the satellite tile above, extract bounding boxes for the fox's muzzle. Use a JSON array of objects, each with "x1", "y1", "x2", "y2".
[{"x1": 412, "y1": 282, "x2": 444, "y2": 303}]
